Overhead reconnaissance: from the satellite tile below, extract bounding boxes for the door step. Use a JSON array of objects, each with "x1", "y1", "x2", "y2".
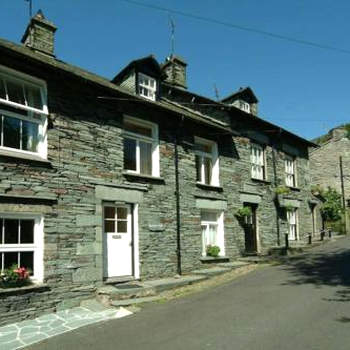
[
  {"x1": 192, "y1": 267, "x2": 230, "y2": 277},
  {"x1": 111, "y1": 296, "x2": 162, "y2": 307},
  {"x1": 104, "y1": 276, "x2": 135, "y2": 284},
  {"x1": 96, "y1": 284, "x2": 157, "y2": 305}
]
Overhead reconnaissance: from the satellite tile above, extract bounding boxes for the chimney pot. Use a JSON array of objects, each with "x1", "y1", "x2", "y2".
[
  {"x1": 21, "y1": 10, "x2": 57, "y2": 57},
  {"x1": 161, "y1": 54, "x2": 187, "y2": 89}
]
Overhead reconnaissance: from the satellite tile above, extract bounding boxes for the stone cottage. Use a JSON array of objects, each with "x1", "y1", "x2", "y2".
[
  {"x1": 0, "y1": 11, "x2": 320, "y2": 325},
  {"x1": 310, "y1": 125, "x2": 350, "y2": 202}
]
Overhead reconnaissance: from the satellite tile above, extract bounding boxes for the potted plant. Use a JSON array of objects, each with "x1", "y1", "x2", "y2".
[
  {"x1": 206, "y1": 245, "x2": 221, "y2": 257},
  {"x1": 275, "y1": 186, "x2": 291, "y2": 206},
  {"x1": 236, "y1": 206, "x2": 252, "y2": 224},
  {"x1": 0, "y1": 265, "x2": 31, "y2": 289}
]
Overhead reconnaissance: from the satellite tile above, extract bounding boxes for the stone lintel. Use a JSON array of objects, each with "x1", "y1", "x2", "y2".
[
  {"x1": 240, "y1": 193, "x2": 261, "y2": 204},
  {"x1": 280, "y1": 198, "x2": 300, "y2": 208},
  {"x1": 95, "y1": 185, "x2": 143, "y2": 203},
  {"x1": 195, "y1": 198, "x2": 227, "y2": 211}
]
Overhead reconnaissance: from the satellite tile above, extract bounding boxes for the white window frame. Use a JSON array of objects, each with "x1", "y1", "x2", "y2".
[
  {"x1": 0, "y1": 214, "x2": 44, "y2": 282},
  {"x1": 123, "y1": 115, "x2": 160, "y2": 177},
  {"x1": 287, "y1": 209, "x2": 298, "y2": 241},
  {"x1": 0, "y1": 65, "x2": 48, "y2": 159},
  {"x1": 201, "y1": 210, "x2": 225, "y2": 257},
  {"x1": 285, "y1": 155, "x2": 297, "y2": 187},
  {"x1": 250, "y1": 143, "x2": 266, "y2": 180},
  {"x1": 239, "y1": 100, "x2": 251, "y2": 113},
  {"x1": 195, "y1": 136, "x2": 219, "y2": 186},
  {"x1": 138, "y1": 73, "x2": 157, "y2": 101}
]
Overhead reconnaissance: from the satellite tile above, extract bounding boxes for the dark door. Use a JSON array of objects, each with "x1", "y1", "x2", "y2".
[{"x1": 244, "y1": 204, "x2": 258, "y2": 254}]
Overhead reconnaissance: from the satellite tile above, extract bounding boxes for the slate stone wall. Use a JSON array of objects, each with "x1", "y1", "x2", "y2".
[
  {"x1": 0, "y1": 53, "x2": 318, "y2": 325},
  {"x1": 310, "y1": 128, "x2": 350, "y2": 201}
]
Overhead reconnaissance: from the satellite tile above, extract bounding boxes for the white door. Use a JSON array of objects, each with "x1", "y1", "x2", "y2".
[{"x1": 103, "y1": 205, "x2": 133, "y2": 278}]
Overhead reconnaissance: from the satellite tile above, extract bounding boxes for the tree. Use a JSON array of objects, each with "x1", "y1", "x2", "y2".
[{"x1": 320, "y1": 187, "x2": 343, "y2": 222}]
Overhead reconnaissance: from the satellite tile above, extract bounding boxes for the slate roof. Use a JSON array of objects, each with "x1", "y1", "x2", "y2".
[
  {"x1": 0, "y1": 38, "x2": 232, "y2": 134},
  {"x1": 162, "y1": 83, "x2": 317, "y2": 148},
  {"x1": 221, "y1": 87, "x2": 259, "y2": 104}
]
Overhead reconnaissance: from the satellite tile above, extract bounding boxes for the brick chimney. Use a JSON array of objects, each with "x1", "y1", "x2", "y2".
[
  {"x1": 162, "y1": 55, "x2": 187, "y2": 89},
  {"x1": 21, "y1": 10, "x2": 57, "y2": 57}
]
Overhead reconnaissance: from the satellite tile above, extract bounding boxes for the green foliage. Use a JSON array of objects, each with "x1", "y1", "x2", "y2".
[
  {"x1": 344, "y1": 123, "x2": 350, "y2": 140},
  {"x1": 320, "y1": 187, "x2": 343, "y2": 222},
  {"x1": 236, "y1": 206, "x2": 252, "y2": 218},
  {"x1": 206, "y1": 245, "x2": 220, "y2": 257},
  {"x1": 275, "y1": 186, "x2": 291, "y2": 195},
  {"x1": 311, "y1": 184, "x2": 324, "y2": 197}
]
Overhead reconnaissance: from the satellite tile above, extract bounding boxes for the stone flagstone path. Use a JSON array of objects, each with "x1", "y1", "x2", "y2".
[{"x1": 0, "y1": 305, "x2": 133, "y2": 350}]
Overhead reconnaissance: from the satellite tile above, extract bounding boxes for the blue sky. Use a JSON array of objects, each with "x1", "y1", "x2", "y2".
[{"x1": 1, "y1": 0, "x2": 349, "y2": 140}]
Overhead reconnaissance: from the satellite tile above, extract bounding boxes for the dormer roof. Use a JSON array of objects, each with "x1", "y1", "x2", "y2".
[
  {"x1": 111, "y1": 55, "x2": 163, "y2": 84},
  {"x1": 221, "y1": 86, "x2": 258, "y2": 104}
]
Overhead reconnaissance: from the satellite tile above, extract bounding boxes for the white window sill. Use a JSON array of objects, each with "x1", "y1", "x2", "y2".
[
  {"x1": 0, "y1": 149, "x2": 50, "y2": 165},
  {"x1": 251, "y1": 177, "x2": 271, "y2": 184},
  {"x1": 196, "y1": 182, "x2": 223, "y2": 192},
  {"x1": 122, "y1": 171, "x2": 164, "y2": 182}
]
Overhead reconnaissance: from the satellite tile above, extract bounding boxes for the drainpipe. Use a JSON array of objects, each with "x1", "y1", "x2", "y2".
[
  {"x1": 174, "y1": 117, "x2": 183, "y2": 275},
  {"x1": 272, "y1": 132, "x2": 281, "y2": 246}
]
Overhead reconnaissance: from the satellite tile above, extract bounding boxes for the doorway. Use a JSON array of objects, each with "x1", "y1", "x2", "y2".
[{"x1": 244, "y1": 204, "x2": 258, "y2": 254}]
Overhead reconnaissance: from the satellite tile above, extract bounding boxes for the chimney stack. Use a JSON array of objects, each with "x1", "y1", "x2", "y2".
[
  {"x1": 21, "y1": 10, "x2": 57, "y2": 57},
  {"x1": 162, "y1": 55, "x2": 187, "y2": 89}
]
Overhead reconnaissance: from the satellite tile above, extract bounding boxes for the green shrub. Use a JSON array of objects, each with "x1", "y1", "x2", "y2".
[
  {"x1": 275, "y1": 186, "x2": 291, "y2": 195},
  {"x1": 206, "y1": 245, "x2": 220, "y2": 257},
  {"x1": 236, "y1": 206, "x2": 252, "y2": 218},
  {"x1": 320, "y1": 187, "x2": 343, "y2": 222}
]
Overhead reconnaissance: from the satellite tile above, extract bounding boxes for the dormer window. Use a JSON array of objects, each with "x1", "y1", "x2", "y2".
[
  {"x1": 138, "y1": 73, "x2": 156, "y2": 101},
  {"x1": 239, "y1": 100, "x2": 250, "y2": 113}
]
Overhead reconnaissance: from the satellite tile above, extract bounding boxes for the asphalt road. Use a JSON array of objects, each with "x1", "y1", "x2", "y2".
[{"x1": 28, "y1": 236, "x2": 350, "y2": 350}]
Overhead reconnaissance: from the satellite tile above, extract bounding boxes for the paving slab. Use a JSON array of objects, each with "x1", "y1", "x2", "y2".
[{"x1": 0, "y1": 306, "x2": 133, "y2": 350}]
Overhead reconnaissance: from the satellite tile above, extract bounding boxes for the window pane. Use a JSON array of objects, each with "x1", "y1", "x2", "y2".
[
  {"x1": 20, "y1": 220, "x2": 34, "y2": 244},
  {"x1": 204, "y1": 157, "x2": 212, "y2": 185},
  {"x1": 24, "y1": 85, "x2": 43, "y2": 110},
  {"x1": 4, "y1": 252, "x2": 18, "y2": 269},
  {"x1": 195, "y1": 155, "x2": 201, "y2": 182},
  {"x1": 124, "y1": 121, "x2": 152, "y2": 137},
  {"x1": 6, "y1": 80, "x2": 25, "y2": 105},
  {"x1": 209, "y1": 224, "x2": 217, "y2": 245},
  {"x1": 104, "y1": 207, "x2": 115, "y2": 219},
  {"x1": 124, "y1": 138, "x2": 137, "y2": 171},
  {"x1": 104, "y1": 220, "x2": 115, "y2": 233},
  {"x1": 0, "y1": 79, "x2": 6, "y2": 99},
  {"x1": 22, "y1": 120, "x2": 39, "y2": 152},
  {"x1": 117, "y1": 221, "x2": 127, "y2": 233},
  {"x1": 140, "y1": 141, "x2": 152, "y2": 175},
  {"x1": 195, "y1": 143, "x2": 211, "y2": 153},
  {"x1": 0, "y1": 219, "x2": 3, "y2": 243},
  {"x1": 4, "y1": 219, "x2": 19, "y2": 244},
  {"x1": 3, "y1": 116, "x2": 20, "y2": 149},
  {"x1": 117, "y1": 207, "x2": 127, "y2": 220},
  {"x1": 20, "y1": 251, "x2": 34, "y2": 274},
  {"x1": 201, "y1": 211, "x2": 217, "y2": 222}
]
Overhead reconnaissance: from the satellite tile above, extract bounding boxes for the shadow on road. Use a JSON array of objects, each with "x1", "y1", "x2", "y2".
[
  {"x1": 281, "y1": 248, "x2": 350, "y2": 288},
  {"x1": 279, "y1": 244, "x2": 350, "y2": 322}
]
